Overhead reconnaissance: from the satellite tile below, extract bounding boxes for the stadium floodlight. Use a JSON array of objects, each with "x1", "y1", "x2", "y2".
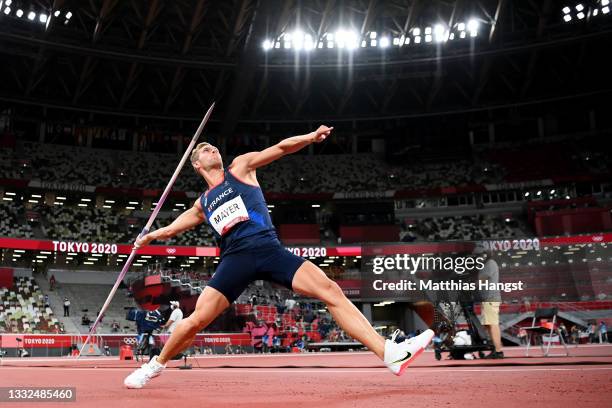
[
  {"x1": 327, "y1": 40, "x2": 334, "y2": 48},
  {"x1": 467, "y1": 19, "x2": 479, "y2": 33},
  {"x1": 425, "y1": 27, "x2": 432, "y2": 35},
  {"x1": 262, "y1": 39, "x2": 272, "y2": 50},
  {"x1": 564, "y1": 14, "x2": 572, "y2": 22},
  {"x1": 434, "y1": 24, "x2": 446, "y2": 42},
  {"x1": 457, "y1": 22, "x2": 466, "y2": 31},
  {"x1": 16, "y1": 8, "x2": 23, "y2": 17},
  {"x1": 562, "y1": 6, "x2": 571, "y2": 14},
  {"x1": 393, "y1": 37, "x2": 400, "y2": 45},
  {"x1": 577, "y1": 11, "x2": 585, "y2": 19},
  {"x1": 404, "y1": 36, "x2": 410, "y2": 45},
  {"x1": 449, "y1": 32, "x2": 455, "y2": 40},
  {"x1": 39, "y1": 13, "x2": 47, "y2": 23},
  {"x1": 3, "y1": 7, "x2": 10, "y2": 14},
  {"x1": 460, "y1": 31, "x2": 466, "y2": 38},
  {"x1": 304, "y1": 37, "x2": 314, "y2": 51},
  {"x1": 370, "y1": 31, "x2": 377, "y2": 39},
  {"x1": 379, "y1": 37, "x2": 390, "y2": 47},
  {"x1": 292, "y1": 30, "x2": 304, "y2": 49},
  {"x1": 54, "y1": 10, "x2": 60, "y2": 17},
  {"x1": 414, "y1": 35, "x2": 421, "y2": 43},
  {"x1": 370, "y1": 39, "x2": 377, "y2": 47},
  {"x1": 5, "y1": 0, "x2": 11, "y2": 6},
  {"x1": 317, "y1": 41, "x2": 323, "y2": 48},
  {"x1": 413, "y1": 27, "x2": 421, "y2": 36},
  {"x1": 283, "y1": 41, "x2": 291, "y2": 49},
  {"x1": 425, "y1": 34, "x2": 432, "y2": 42},
  {"x1": 593, "y1": 8, "x2": 599, "y2": 15},
  {"x1": 603, "y1": 6, "x2": 610, "y2": 14},
  {"x1": 603, "y1": 0, "x2": 610, "y2": 6},
  {"x1": 65, "y1": 11, "x2": 72, "y2": 19},
  {"x1": 275, "y1": 42, "x2": 280, "y2": 48},
  {"x1": 27, "y1": 11, "x2": 35, "y2": 20},
  {"x1": 361, "y1": 40, "x2": 366, "y2": 47},
  {"x1": 575, "y1": 4, "x2": 584, "y2": 12}
]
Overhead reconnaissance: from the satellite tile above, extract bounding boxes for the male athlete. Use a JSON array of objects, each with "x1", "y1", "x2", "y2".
[{"x1": 124, "y1": 125, "x2": 434, "y2": 388}]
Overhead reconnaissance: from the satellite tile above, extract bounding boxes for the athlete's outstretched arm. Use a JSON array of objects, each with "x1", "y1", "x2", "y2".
[
  {"x1": 239, "y1": 125, "x2": 333, "y2": 170},
  {"x1": 135, "y1": 199, "x2": 205, "y2": 248}
]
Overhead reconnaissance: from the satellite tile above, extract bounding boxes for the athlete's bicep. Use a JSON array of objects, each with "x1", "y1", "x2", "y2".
[
  {"x1": 171, "y1": 205, "x2": 205, "y2": 234},
  {"x1": 238, "y1": 147, "x2": 285, "y2": 170},
  {"x1": 193, "y1": 197, "x2": 207, "y2": 221}
]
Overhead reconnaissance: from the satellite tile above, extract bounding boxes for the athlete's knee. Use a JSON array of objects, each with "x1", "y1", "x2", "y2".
[
  {"x1": 180, "y1": 317, "x2": 202, "y2": 334},
  {"x1": 317, "y1": 278, "x2": 345, "y2": 306}
]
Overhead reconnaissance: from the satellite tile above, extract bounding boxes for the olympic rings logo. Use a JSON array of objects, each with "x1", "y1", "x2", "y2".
[
  {"x1": 123, "y1": 337, "x2": 138, "y2": 345},
  {"x1": 166, "y1": 248, "x2": 177, "y2": 254}
]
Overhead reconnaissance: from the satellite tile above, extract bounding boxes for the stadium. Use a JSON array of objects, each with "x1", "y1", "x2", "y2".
[{"x1": 0, "y1": 0, "x2": 611, "y2": 406}]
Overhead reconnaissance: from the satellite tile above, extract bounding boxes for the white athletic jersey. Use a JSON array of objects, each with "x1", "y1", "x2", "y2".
[{"x1": 167, "y1": 308, "x2": 183, "y2": 333}]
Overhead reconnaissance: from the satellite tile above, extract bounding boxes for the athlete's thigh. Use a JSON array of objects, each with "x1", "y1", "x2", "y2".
[
  {"x1": 256, "y1": 245, "x2": 306, "y2": 290},
  {"x1": 193, "y1": 286, "x2": 231, "y2": 318},
  {"x1": 206, "y1": 251, "x2": 258, "y2": 304},
  {"x1": 290, "y1": 260, "x2": 338, "y2": 298}
]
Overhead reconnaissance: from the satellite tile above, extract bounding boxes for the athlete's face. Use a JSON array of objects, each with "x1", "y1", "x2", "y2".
[{"x1": 193, "y1": 144, "x2": 223, "y2": 172}]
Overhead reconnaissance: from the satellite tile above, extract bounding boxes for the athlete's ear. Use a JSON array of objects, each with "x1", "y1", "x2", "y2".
[{"x1": 192, "y1": 160, "x2": 201, "y2": 173}]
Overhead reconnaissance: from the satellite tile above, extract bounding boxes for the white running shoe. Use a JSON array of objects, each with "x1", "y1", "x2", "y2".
[
  {"x1": 124, "y1": 355, "x2": 166, "y2": 389},
  {"x1": 384, "y1": 329, "x2": 434, "y2": 376}
]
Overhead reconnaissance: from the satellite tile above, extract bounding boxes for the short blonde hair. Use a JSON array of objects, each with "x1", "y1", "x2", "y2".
[{"x1": 190, "y1": 142, "x2": 212, "y2": 164}]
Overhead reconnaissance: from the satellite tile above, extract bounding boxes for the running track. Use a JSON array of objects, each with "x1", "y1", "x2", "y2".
[{"x1": 1, "y1": 345, "x2": 611, "y2": 407}]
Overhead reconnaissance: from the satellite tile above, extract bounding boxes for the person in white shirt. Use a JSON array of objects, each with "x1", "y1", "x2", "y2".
[{"x1": 163, "y1": 301, "x2": 183, "y2": 334}]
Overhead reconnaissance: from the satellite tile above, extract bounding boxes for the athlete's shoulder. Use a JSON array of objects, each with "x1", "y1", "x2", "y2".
[
  {"x1": 229, "y1": 154, "x2": 260, "y2": 187},
  {"x1": 230, "y1": 152, "x2": 259, "y2": 169}
]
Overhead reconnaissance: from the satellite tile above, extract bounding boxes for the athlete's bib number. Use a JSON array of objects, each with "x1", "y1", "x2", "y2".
[{"x1": 209, "y1": 196, "x2": 250, "y2": 236}]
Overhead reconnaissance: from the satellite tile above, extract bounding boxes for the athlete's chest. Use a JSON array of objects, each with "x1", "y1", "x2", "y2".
[
  {"x1": 203, "y1": 180, "x2": 240, "y2": 215},
  {"x1": 203, "y1": 180, "x2": 251, "y2": 236}
]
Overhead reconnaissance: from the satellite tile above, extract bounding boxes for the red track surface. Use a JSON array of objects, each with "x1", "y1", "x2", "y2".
[{"x1": 1, "y1": 345, "x2": 611, "y2": 407}]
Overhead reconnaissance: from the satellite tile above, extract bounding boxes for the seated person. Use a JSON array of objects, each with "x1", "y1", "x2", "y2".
[{"x1": 81, "y1": 314, "x2": 91, "y2": 326}]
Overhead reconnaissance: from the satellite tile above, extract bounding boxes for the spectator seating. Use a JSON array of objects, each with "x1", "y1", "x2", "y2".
[{"x1": 0, "y1": 277, "x2": 61, "y2": 333}]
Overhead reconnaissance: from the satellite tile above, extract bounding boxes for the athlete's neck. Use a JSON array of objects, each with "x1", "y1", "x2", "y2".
[{"x1": 201, "y1": 167, "x2": 225, "y2": 190}]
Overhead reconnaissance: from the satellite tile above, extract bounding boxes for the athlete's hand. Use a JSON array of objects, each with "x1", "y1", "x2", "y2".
[
  {"x1": 134, "y1": 232, "x2": 155, "y2": 249},
  {"x1": 311, "y1": 125, "x2": 333, "y2": 143}
]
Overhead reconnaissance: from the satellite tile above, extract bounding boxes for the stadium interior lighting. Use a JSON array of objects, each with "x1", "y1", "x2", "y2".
[
  {"x1": 379, "y1": 37, "x2": 390, "y2": 47},
  {"x1": 3, "y1": 7, "x2": 10, "y2": 14},
  {"x1": 27, "y1": 11, "x2": 35, "y2": 20},
  {"x1": 53, "y1": 10, "x2": 60, "y2": 17},
  {"x1": 39, "y1": 13, "x2": 46, "y2": 23},
  {"x1": 16, "y1": 8, "x2": 22, "y2": 17},
  {"x1": 262, "y1": 39, "x2": 272, "y2": 50},
  {"x1": 65, "y1": 11, "x2": 71, "y2": 19}
]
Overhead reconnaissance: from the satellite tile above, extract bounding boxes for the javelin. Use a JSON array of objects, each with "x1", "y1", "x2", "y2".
[{"x1": 78, "y1": 102, "x2": 215, "y2": 357}]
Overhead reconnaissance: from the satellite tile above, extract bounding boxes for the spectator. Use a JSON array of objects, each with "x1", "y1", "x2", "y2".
[
  {"x1": 63, "y1": 297, "x2": 71, "y2": 317},
  {"x1": 82, "y1": 313, "x2": 91, "y2": 326},
  {"x1": 570, "y1": 325, "x2": 579, "y2": 344},
  {"x1": 111, "y1": 320, "x2": 120, "y2": 333},
  {"x1": 587, "y1": 322, "x2": 597, "y2": 343},
  {"x1": 559, "y1": 323, "x2": 568, "y2": 343},
  {"x1": 49, "y1": 275, "x2": 56, "y2": 291},
  {"x1": 599, "y1": 321, "x2": 608, "y2": 343},
  {"x1": 477, "y1": 249, "x2": 504, "y2": 359},
  {"x1": 518, "y1": 327, "x2": 528, "y2": 346}
]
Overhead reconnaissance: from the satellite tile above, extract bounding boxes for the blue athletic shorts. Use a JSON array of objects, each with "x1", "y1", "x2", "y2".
[{"x1": 206, "y1": 243, "x2": 306, "y2": 303}]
